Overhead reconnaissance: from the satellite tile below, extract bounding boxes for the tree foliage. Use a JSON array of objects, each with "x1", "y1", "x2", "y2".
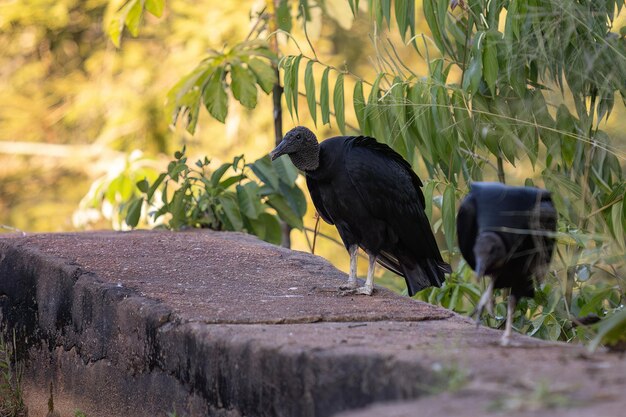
[{"x1": 104, "y1": 0, "x2": 625, "y2": 344}]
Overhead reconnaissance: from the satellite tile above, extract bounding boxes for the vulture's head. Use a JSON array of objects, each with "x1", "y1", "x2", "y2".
[
  {"x1": 270, "y1": 126, "x2": 320, "y2": 171},
  {"x1": 473, "y1": 232, "x2": 506, "y2": 277}
]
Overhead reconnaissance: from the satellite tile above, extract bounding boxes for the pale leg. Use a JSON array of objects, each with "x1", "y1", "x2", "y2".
[
  {"x1": 471, "y1": 278, "x2": 495, "y2": 326},
  {"x1": 339, "y1": 245, "x2": 359, "y2": 290},
  {"x1": 501, "y1": 294, "x2": 517, "y2": 347},
  {"x1": 355, "y1": 253, "x2": 377, "y2": 295}
]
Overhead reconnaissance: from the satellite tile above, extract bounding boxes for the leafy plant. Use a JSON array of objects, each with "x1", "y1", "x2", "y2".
[
  {"x1": 0, "y1": 331, "x2": 26, "y2": 417},
  {"x1": 104, "y1": 0, "x2": 625, "y2": 344},
  {"x1": 124, "y1": 147, "x2": 306, "y2": 245}
]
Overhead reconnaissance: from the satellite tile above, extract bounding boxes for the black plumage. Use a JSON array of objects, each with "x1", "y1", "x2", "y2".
[
  {"x1": 270, "y1": 126, "x2": 450, "y2": 296},
  {"x1": 457, "y1": 182, "x2": 557, "y2": 345}
]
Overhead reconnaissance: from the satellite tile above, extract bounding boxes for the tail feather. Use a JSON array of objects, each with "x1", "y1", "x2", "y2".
[{"x1": 401, "y1": 259, "x2": 449, "y2": 296}]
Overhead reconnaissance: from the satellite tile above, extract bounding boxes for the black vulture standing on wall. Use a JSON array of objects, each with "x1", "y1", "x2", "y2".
[
  {"x1": 457, "y1": 182, "x2": 557, "y2": 346},
  {"x1": 270, "y1": 126, "x2": 450, "y2": 296}
]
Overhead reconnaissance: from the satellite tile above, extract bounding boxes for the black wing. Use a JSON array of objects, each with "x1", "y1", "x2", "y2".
[
  {"x1": 344, "y1": 137, "x2": 442, "y2": 264},
  {"x1": 456, "y1": 193, "x2": 478, "y2": 270},
  {"x1": 305, "y1": 175, "x2": 334, "y2": 224}
]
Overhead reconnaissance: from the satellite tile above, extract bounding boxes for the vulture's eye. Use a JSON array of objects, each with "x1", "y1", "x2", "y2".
[{"x1": 296, "y1": 134, "x2": 301, "y2": 140}]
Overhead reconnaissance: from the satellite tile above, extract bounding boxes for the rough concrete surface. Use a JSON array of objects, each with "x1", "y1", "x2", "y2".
[{"x1": 0, "y1": 230, "x2": 624, "y2": 417}]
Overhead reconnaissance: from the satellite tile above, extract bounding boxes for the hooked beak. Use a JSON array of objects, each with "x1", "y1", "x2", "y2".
[
  {"x1": 270, "y1": 140, "x2": 288, "y2": 161},
  {"x1": 475, "y1": 259, "x2": 487, "y2": 278}
]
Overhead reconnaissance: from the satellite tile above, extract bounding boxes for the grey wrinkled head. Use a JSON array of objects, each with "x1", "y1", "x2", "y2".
[
  {"x1": 270, "y1": 126, "x2": 320, "y2": 171},
  {"x1": 473, "y1": 232, "x2": 507, "y2": 277}
]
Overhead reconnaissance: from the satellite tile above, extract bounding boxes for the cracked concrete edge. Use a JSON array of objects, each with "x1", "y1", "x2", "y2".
[{"x1": 0, "y1": 239, "x2": 449, "y2": 417}]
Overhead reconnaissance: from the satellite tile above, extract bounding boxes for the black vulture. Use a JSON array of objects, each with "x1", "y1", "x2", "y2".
[
  {"x1": 270, "y1": 126, "x2": 450, "y2": 296},
  {"x1": 457, "y1": 182, "x2": 557, "y2": 345}
]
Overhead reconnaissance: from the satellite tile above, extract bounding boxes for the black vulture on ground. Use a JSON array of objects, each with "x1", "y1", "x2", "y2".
[
  {"x1": 457, "y1": 182, "x2": 557, "y2": 346},
  {"x1": 270, "y1": 126, "x2": 450, "y2": 296}
]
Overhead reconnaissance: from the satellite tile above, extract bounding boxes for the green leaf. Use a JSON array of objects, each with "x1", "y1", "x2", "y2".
[
  {"x1": 136, "y1": 178, "x2": 149, "y2": 193},
  {"x1": 423, "y1": 180, "x2": 436, "y2": 222},
  {"x1": 272, "y1": 156, "x2": 299, "y2": 186},
  {"x1": 320, "y1": 67, "x2": 331, "y2": 125},
  {"x1": 612, "y1": 201, "x2": 625, "y2": 248},
  {"x1": 248, "y1": 58, "x2": 276, "y2": 94},
  {"x1": 124, "y1": 0, "x2": 143, "y2": 37},
  {"x1": 249, "y1": 157, "x2": 280, "y2": 190},
  {"x1": 442, "y1": 184, "x2": 456, "y2": 251},
  {"x1": 166, "y1": 61, "x2": 215, "y2": 134},
  {"x1": 249, "y1": 212, "x2": 282, "y2": 244},
  {"x1": 277, "y1": 0, "x2": 293, "y2": 33},
  {"x1": 290, "y1": 55, "x2": 302, "y2": 118},
  {"x1": 462, "y1": 55, "x2": 482, "y2": 96},
  {"x1": 147, "y1": 173, "x2": 167, "y2": 200},
  {"x1": 279, "y1": 181, "x2": 307, "y2": 217},
  {"x1": 395, "y1": 0, "x2": 408, "y2": 40},
  {"x1": 590, "y1": 309, "x2": 626, "y2": 352},
  {"x1": 267, "y1": 194, "x2": 304, "y2": 230},
  {"x1": 305, "y1": 60, "x2": 317, "y2": 126},
  {"x1": 210, "y1": 163, "x2": 233, "y2": 187},
  {"x1": 333, "y1": 73, "x2": 345, "y2": 134},
  {"x1": 107, "y1": 17, "x2": 124, "y2": 48},
  {"x1": 218, "y1": 194, "x2": 244, "y2": 230},
  {"x1": 125, "y1": 197, "x2": 144, "y2": 228},
  {"x1": 353, "y1": 80, "x2": 366, "y2": 131},
  {"x1": 482, "y1": 31, "x2": 499, "y2": 96},
  {"x1": 381, "y1": 0, "x2": 392, "y2": 27},
  {"x1": 231, "y1": 63, "x2": 257, "y2": 109},
  {"x1": 202, "y1": 67, "x2": 228, "y2": 123},
  {"x1": 145, "y1": 0, "x2": 165, "y2": 17},
  {"x1": 236, "y1": 182, "x2": 263, "y2": 219}
]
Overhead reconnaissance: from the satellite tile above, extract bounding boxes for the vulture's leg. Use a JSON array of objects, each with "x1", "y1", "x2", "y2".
[
  {"x1": 339, "y1": 245, "x2": 359, "y2": 291},
  {"x1": 471, "y1": 277, "x2": 495, "y2": 326},
  {"x1": 500, "y1": 294, "x2": 517, "y2": 347},
  {"x1": 355, "y1": 253, "x2": 377, "y2": 296}
]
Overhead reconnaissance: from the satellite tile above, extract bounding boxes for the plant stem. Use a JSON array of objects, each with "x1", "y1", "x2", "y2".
[
  {"x1": 497, "y1": 156, "x2": 506, "y2": 184},
  {"x1": 266, "y1": 0, "x2": 291, "y2": 248}
]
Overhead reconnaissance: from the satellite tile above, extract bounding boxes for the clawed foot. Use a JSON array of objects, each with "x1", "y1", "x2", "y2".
[
  {"x1": 338, "y1": 285, "x2": 374, "y2": 296},
  {"x1": 339, "y1": 282, "x2": 357, "y2": 291}
]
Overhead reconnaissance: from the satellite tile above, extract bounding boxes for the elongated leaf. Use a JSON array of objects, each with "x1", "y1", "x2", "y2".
[
  {"x1": 290, "y1": 55, "x2": 302, "y2": 118},
  {"x1": 333, "y1": 73, "x2": 345, "y2": 134},
  {"x1": 442, "y1": 184, "x2": 456, "y2": 251},
  {"x1": 423, "y1": 180, "x2": 436, "y2": 222},
  {"x1": 237, "y1": 182, "x2": 263, "y2": 219},
  {"x1": 612, "y1": 201, "x2": 625, "y2": 248},
  {"x1": 267, "y1": 194, "x2": 304, "y2": 230},
  {"x1": 304, "y1": 60, "x2": 317, "y2": 125},
  {"x1": 166, "y1": 61, "x2": 214, "y2": 133},
  {"x1": 249, "y1": 157, "x2": 280, "y2": 190},
  {"x1": 248, "y1": 58, "x2": 276, "y2": 94},
  {"x1": 124, "y1": 0, "x2": 143, "y2": 37},
  {"x1": 272, "y1": 156, "x2": 299, "y2": 186},
  {"x1": 125, "y1": 197, "x2": 144, "y2": 227},
  {"x1": 394, "y1": 0, "x2": 408, "y2": 40},
  {"x1": 279, "y1": 182, "x2": 307, "y2": 217},
  {"x1": 483, "y1": 31, "x2": 499, "y2": 95},
  {"x1": 249, "y1": 212, "x2": 282, "y2": 244},
  {"x1": 276, "y1": 0, "x2": 293, "y2": 33},
  {"x1": 231, "y1": 63, "x2": 257, "y2": 109},
  {"x1": 353, "y1": 80, "x2": 366, "y2": 131},
  {"x1": 381, "y1": 0, "x2": 392, "y2": 27},
  {"x1": 320, "y1": 67, "x2": 331, "y2": 125},
  {"x1": 145, "y1": 0, "x2": 165, "y2": 17},
  {"x1": 210, "y1": 163, "x2": 233, "y2": 187},
  {"x1": 202, "y1": 67, "x2": 228, "y2": 123},
  {"x1": 218, "y1": 194, "x2": 244, "y2": 230},
  {"x1": 147, "y1": 173, "x2": 167, "y2": 200}
]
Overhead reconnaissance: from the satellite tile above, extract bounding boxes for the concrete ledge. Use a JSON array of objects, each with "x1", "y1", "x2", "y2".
[{"x1": 0, "y1": 231, "x2": 625, "y2": 417}]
